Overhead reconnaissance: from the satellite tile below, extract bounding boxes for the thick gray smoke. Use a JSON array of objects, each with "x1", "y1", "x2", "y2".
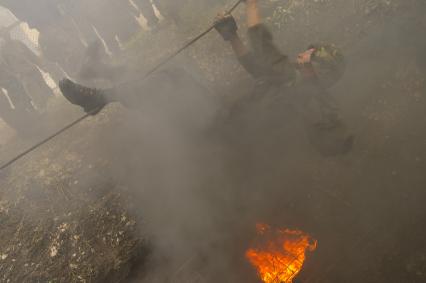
[
  {"x1": 1, "y1": 1, "x2": 425, "y2": 282},
  {"x1": 88, "y1": 1, "x2": 426, "y2": 282}
]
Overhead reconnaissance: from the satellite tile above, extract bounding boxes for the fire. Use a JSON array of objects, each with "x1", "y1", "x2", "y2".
[{"x1": 246, "y1": 223, "x2": 317, "y2": 283}]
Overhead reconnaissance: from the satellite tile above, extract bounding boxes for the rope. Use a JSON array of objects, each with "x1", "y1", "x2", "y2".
[
  {"x1": 0, "y1": 0, "x2": 243, "y2": 171},
  {"x1": 132, "y1": 0, "x2": 243, "y2": 80},
  {"x1": 0, "y1": 112, "x2": 93, "y2": 171}
]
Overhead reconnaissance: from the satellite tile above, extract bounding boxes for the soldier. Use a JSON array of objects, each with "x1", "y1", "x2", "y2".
[
  {"x1": 57, "y1": 0, "x2": 353, "y2": 156},
  {"x1": 213, "y1": 0, "x2": 353, "y2": 155}
]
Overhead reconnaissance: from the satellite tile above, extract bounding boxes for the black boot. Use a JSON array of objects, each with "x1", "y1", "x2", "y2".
[{"x1": 59, "y1": 78, "x2": 108, "y2": 115}]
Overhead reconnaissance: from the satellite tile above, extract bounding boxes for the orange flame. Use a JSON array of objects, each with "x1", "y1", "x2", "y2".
[{"x1": 246, "y1": 224, "x2": 317, "y2": 283}]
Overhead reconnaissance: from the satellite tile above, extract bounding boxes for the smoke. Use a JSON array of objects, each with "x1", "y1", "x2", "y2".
[
  {"x1": 99, "y1": 1, "x2": 426, "y2": 282},
  {"x1": 1, "y1": 0, "x2": 425, "y2": 282}
]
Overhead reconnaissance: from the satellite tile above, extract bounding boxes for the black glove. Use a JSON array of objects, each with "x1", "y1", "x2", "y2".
[{"x1": 214, "y1": 14, "x2": 238, "y2": 41}]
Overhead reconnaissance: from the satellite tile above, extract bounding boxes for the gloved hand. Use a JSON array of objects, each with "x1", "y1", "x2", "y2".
[{"x1": 214, "y1": 13, "x2": 238, "y2": 41}]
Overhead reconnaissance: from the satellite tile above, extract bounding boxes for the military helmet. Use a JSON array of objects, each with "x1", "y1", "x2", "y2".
[{"x1": 309, "y1": 43, "x2": 346, "y2": 88}]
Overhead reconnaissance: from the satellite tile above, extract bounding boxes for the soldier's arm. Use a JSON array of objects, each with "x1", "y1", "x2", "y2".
[
  {"x1": 229, "y1": 34, "x2": 248, "y2": 58},
  {"x1": 215, "y1": 14, "x2": 263, "y2": 77},
  {"x1": 244, "y1": 0, "x2": 288, "y2": 69},
  {"x1": 243, "y1": 0, "x2": 296, "y2": 84},
  {"x1": 230, "y1": 34, "x2": 264, "y2": 77},
  {"x1": 245, "y1": 0, "x2": 261, "y2": 28}
]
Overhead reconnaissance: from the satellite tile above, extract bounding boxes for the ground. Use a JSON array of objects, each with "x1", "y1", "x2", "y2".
[
  {"x1": 0, "y1": 104, "x2": 149, "y2": 282},
  {"x1": 1, "y1": 0, "x2": 426, "y2": 282}
]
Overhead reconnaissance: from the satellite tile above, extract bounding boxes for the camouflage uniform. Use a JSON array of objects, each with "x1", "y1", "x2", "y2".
[
  {"x1": 232, "y1": 24, "x2": 352, "y2": 156},
  {"x1": 57, "y1": 23, "x2": 352, "y2": 155}
]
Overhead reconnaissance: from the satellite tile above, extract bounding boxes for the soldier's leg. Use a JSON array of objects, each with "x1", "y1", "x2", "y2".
[
  {"x1": 77, "y1": 40, "x2": 127, "y2": 83},
  {"x1": 58, "y1": 67, "x2": 215, "y2": 119},
  {"x1": 58, "y1": 74, "x2": 159, "y2": 114}
]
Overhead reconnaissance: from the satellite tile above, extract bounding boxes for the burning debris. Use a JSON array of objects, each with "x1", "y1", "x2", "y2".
[
  {"x1": 1, "y1": 0, "x2": 426, "y2": 282},
  {"x1": 246, "y1": 224, "x2": 317, "y2": 283}
]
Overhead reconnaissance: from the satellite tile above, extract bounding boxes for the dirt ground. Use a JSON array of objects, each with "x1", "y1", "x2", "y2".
[
  {"x1": 0, "y1": 103, "x2": 149, "y2": 282},
  {"x1": 1, "y1": 0, "x2": 426, "y2": 282}
]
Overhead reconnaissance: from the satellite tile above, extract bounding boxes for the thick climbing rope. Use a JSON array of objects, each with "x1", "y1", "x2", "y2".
[{"x1": 0, "y1": 0, "x2": 243, "y2": 171}]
